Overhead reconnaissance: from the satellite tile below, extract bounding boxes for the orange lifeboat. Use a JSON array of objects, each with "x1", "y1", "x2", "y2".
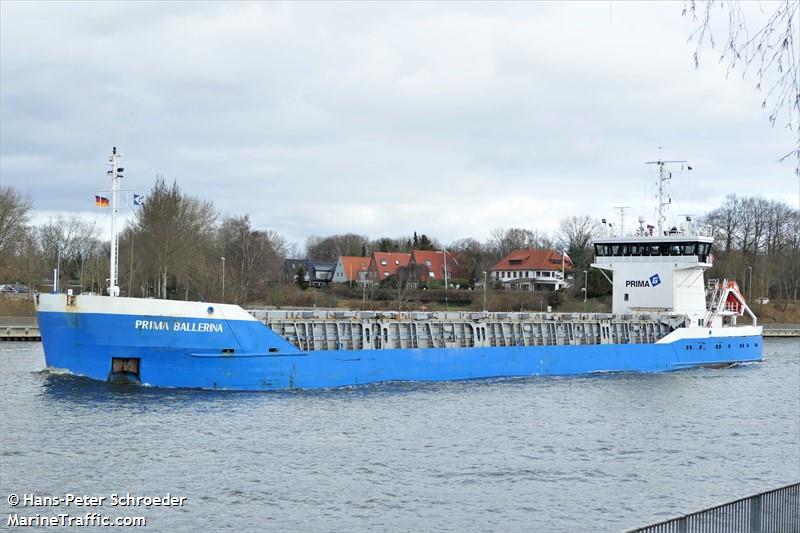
[{"x1": 724, "y1": 281, "x2": 743, "y2": 313}]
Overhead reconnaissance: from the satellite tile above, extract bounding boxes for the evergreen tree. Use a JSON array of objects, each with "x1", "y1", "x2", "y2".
[
  {"x1": 418, "y1": 233, "x2": 433, "y2": 250},
  {"x1": 295, "y1": 265, "x2": 308, "y2": 290}
]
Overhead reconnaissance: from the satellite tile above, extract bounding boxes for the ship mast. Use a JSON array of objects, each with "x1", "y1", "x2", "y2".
[
  {"x1": 107, "y1": 147, "x2": 123, "y2": 297},
  {"x1": 644, "y1": 158, "x2": 689, "y2": 235}
]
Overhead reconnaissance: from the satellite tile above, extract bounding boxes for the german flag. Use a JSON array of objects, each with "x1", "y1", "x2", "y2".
[{"x1": 95, "y1": 195, "x2": 109, "y2": 207}]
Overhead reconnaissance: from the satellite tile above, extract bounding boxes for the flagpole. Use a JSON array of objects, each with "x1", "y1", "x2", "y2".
[{"x1": 129, "y1": 229, "x2": 135, "y2": 297}]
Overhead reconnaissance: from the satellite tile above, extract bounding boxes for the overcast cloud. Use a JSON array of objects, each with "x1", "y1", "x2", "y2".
[{"x1": 1, "y1": 1, "x2": 797, "y2": 248}]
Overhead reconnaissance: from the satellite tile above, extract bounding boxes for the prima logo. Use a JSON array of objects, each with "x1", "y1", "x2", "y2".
[{"x1": 625, "y1": 273, "x2": 662, "y2": 288}]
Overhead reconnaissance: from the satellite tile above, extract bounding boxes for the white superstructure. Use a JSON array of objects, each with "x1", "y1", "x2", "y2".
[
  {"x1": 591, "y1": 235, "x2": 714, "y2": 326},
  {"x1": 591, "y1": 159, "x2": 757, "y2": 329}
]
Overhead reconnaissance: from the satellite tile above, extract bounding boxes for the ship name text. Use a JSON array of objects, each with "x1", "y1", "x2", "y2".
[{"x1": 134, "y1": 319, "x2": 223, "y2": 333}]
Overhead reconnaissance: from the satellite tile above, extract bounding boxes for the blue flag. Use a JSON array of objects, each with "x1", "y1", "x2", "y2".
[{"x1": 133, "y1": 194, "x2": 145, "y2": 207}]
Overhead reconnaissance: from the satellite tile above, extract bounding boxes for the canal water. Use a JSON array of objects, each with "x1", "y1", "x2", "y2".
[{"x1": 1, "y1": 339, "x2": 798, "y2": 532}]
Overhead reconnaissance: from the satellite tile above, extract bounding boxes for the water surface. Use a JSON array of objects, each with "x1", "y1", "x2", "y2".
[{"x1": 1, "y1": 339, "x2": 798, "y2": 531}]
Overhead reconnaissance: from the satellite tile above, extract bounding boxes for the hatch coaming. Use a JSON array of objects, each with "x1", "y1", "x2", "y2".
[{"x1": 251, "y1": 310, "x2": 678, "y2": 352}]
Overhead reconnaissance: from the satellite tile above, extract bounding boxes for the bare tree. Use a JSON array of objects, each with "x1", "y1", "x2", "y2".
[
  {"x1": 486, "y1": 227, "x2": 553, "y2": 262},
  {"x1": 703, "y1": 194, "x2": 799, "y2": 301},
  {"x1": 556, "y1": 216, "x2": 601, "y2": 270},
  {"x1": 219, "y1": 215, "x2": 289, "y2": 302},
  {"x1": 449, "y1": 237, "x2": 491, "y2": 283},
  {"x1": 684, "y1": 0, "x2": 800, "y2": 172},
  {"x1": 705, "y1": 194, "x2": 741, "y2": 253},
  {"x1": 134, "y1": 177, "x2": 217, "y2": 299},
  {"x1": 306, "y1": 233, "x2": 369, "y2": 261},
  {"x1": 37, "y1": 215, "x2": 102, "y2": 292},
  {"x1": 391, "y1": 264, "x2": 416, "y2": 311},
  {"x1": 0, "y1": 186, "x2": 33, "y2": 280}
]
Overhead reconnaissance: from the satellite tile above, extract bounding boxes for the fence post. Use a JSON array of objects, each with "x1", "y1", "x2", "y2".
[{"x1": 749, "y1": 493, "x2": 762, "y2": 532}]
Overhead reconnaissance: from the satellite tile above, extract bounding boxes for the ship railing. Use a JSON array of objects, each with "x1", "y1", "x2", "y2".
[{"x1": 625, "y1": 482, "x2": 799, "y2": 533}]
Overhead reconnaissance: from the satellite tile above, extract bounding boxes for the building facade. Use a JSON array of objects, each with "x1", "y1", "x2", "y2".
[
  {"x1": 367, "y1": 252, "x2": 411, "y2": 284},
  {"x1": 333, "y1": 256, "x2": 370, "y2": 285},
  {"x1": 491, "y1": 249, "x2": 572, "y2": 291}
]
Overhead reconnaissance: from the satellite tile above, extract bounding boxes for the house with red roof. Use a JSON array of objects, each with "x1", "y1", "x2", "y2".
[
  {"x1": 409, "y1": 249, "x2": 461, "y2": 284},
  {"x1": 490, "y1": 249, "x2": 573, "y2": 291},
  {"x1": 333, "y1": 256, "x2": 370, "y2": 285},
  {"x1": 367, "y1": 252, "x2": 412, "y2": 284}
]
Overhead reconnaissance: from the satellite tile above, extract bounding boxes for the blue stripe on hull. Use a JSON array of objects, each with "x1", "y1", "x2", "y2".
[{"x1": 37, "y1": 311, "x2": 763, "y2": 391}]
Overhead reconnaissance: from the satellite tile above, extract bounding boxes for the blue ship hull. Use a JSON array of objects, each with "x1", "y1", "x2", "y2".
[{"x1": 37, "y1": 304, "x2": 763, "y2": 391}]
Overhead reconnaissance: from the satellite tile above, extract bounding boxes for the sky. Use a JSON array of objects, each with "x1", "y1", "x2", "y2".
[{"x1": 1, "y1": 1, "x2": 797, "y2": 250}]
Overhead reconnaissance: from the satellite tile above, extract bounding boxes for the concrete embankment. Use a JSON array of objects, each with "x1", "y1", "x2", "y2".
[
  {"x1": 0, "y1": 317, "x2": 40, "y2": 341},
  {"x1": 762, "y1": 324, "x2": 800, "y2": 337}
]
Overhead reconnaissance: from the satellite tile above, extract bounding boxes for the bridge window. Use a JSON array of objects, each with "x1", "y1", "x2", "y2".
[{"x1": 594, "y1": 241, "x2": 713, "y2": 258}]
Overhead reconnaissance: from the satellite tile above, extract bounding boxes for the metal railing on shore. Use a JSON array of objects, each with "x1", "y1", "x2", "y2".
[{"x1": 626, "y1": 482, "x2": 799, "y2": 532}]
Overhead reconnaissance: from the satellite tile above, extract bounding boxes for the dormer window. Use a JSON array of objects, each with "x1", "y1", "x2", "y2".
[{"x1": 380, "y1": 259, "x2": 387, "y2": 266}]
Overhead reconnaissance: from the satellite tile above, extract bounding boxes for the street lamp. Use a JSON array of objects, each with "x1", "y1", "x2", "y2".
[
  {"x1": 221, "y1": 256, "x2": 226, "y2": 301},
  {"x1": 747, "y1": 265, "x2": 753, "y2": 301},
  {"x1": 482, "y1": 270, "x2": 487, "y2": 312},
  {"x1": 440, "y1": 249, "x2": 449, "y2": 311},
  {"x1": 583, "y1": 270, "x2": 588, "y2": 311}
]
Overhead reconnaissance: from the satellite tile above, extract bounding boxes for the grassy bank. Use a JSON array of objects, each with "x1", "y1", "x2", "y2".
[{"x1": 0, "y1": 295, "x2": 35, "y2": 317}]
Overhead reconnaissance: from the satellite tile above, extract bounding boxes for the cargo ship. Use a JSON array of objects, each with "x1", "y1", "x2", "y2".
[{"x1": 35, "y1": 150, "x2": 762, "y2": 390}]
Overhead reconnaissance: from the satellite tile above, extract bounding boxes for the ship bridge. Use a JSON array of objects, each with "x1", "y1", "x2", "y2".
[{"x1": 591, "y1": 235, "x2": 714, "y2": 326}]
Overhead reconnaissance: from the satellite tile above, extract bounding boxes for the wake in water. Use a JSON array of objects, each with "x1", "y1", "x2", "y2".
[{"x1": 35, "y1": 366, "x2": 75, "y2": 377}]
